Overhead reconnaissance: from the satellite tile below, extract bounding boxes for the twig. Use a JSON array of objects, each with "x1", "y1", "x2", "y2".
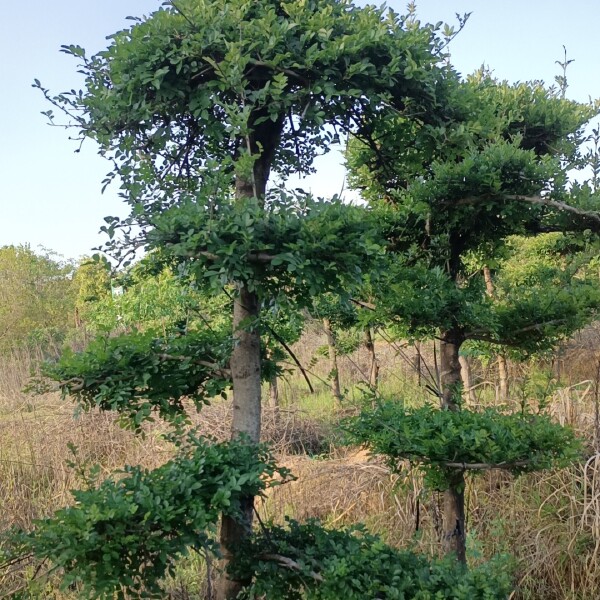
[{"x1": 263, "y1": 323, "x2": 314, "y2": 394}]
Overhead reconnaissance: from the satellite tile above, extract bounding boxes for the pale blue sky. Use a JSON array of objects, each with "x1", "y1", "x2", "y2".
[{"x1": 1, "y1": 1, "x2": 599, "y2": 261}]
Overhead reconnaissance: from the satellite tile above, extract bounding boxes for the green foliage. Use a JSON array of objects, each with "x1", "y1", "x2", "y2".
[
  {"x1": 261, "y1": 299, "x2": 306, "y2": 364},
  {"x1": 232, "y1": 519, "x2": 514, "y2": 599},
  {"x1": 73, "y1": 256, "x2": 112, "y2": 307},
  {"x1": 344, "y1": 401, "x2": 582, "y2": 490},
  {"x1": 0, "y1": 245, "x2": 76, "y2": 354},
  {"x1": 349, "y1": 75, "x2": 596, "y2": 209},
  {"x1": 311, "y1": 294, "x2": 358, "y2": 329},
  {"x1": 41, "y1": 0, "x2": 448, "y2": 201},
  {"x1": 347, "y1": 70, "x2": 600, "y2": 354},
  {"x1": 488, "y1": 234, "x2": 600, "y2": 355},
  {"x1": 5, "y1": 437, "x2": 289, "y2": 599},
  {"x1": 81, "y1": 261, "x2": 231, "y2": 336},
  {"x1": 149, "y1": 195, "x2": 384, "y2": 304},
  {"x1": 374, "y1": 261, "x2": 490, "y2": 338},
  {"x1": 43, "y1": 329, "x2": 232, "y2": 429}
]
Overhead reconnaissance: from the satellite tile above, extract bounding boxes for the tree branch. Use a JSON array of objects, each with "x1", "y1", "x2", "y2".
[
  {"x1": 263, "y1": 323, "x2": 314, "y2": 394},
  {"x1": 247, "y1": 60, "x2": 312, "y2": 86},
  {"x1": 350, "y1": 298, "x2": 376, "y2": 310},
  {"x1": 247, "y1": 252, "x2": 276, "y2": 263},
  {"x1": 466, "y1": 318, "x2": 568, "y2": 346},
  {"x1": 506, "y1": 194, "x2": 600, "y2": 229},
  {"x1": 442, "y1": 460, "x2": 530, "y2": 470},
  {"x1": 257, "y1": 554, "x2": 324, "y2": 581},
  {"x1": 457, "y1": 194, "x2": 600, "y2": 232},
  {"x1": 197, "y1": 250, "x2": 276, "y2": 263},
  {"x1": 157, "y1": 353, "x2": 231, "y2": 377}
]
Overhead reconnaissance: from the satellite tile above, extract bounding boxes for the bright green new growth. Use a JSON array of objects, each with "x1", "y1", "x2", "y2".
[
  {"x1": 0, "y1": 246, "x2": 76, "y2": 354},
  {"x1": 344, "y1": 401, "x2": 582, "y2": 490}
]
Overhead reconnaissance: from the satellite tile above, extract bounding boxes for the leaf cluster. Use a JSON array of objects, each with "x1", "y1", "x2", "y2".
[
  {"x1": 4, "y1": 437, "x2": 288, "y2": 599},
  {"x1": 43, "y1": 329, "x2": 233, "y2": 429},
  {"x1": 232, "y1": 518, "x2": 513, "y2": 599},
  {"x1": 43, "y1": 0, "x2": 450, "y2": 240},
  {"x1": 373, "y1": 261, "x2": 490, "y2": 337},
  {"x1": 476, "y1": 233, "x2": 600, "y2": 356},
  {"x1": 80, "y1": 261, "x2": 232, "y2": 336},
  {"x1": 149, "y1": 194, "x2": 383, "y2": 304},
  {"x1": 343, "y1": 402, "x2": 582, "y2": 489}
]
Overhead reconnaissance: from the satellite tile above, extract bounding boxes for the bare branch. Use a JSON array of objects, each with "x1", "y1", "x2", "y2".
[
  {"x1": 263, "y1": 323, "x2": 314, "y2": 394},
  {"x1": 350, "y1": 298, "x2": 376, "y2": 310},
  {"x1": 456, "y1": 194, "x2": 600, "y2": 232}
]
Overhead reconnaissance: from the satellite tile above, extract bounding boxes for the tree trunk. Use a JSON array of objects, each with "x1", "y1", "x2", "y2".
[
  {"x1": 269, "y1": 373, "x2": 279, "y2": 409},
  {"x1": 498, "y1": 355, "x2": 509, "y2": 402},
  {"x1": 483, "y1": 266, "x2": 509, "y2": 402},
  {"x1": 458, "y1": 354, "x2": 476, "y2": 405},
  {"x1": 215, "y1": 147, "x2": 272, "y2": 599},
  {"x1": 323, "y1": 318, "x2": 342, "y2": 404},
  {"x1": 414, "y1": 341, "x2": 422, "y2": 386},
  {"x1": 215, "y1": 285, "x2": 262, "y2": 599},
  {"x1": 364, "y1": 328, "x2": 379, "y2": 389},
  {"x1": 439, "y1": 329, "x2": 466, "y2": 563},
  {"x1": 443, "y1": 471, "x2": 466, "y2": 564}
]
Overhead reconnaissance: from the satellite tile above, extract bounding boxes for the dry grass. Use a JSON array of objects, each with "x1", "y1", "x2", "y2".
[{"x1": 2, "y1": 339, "x2": 600, "y2": 599}]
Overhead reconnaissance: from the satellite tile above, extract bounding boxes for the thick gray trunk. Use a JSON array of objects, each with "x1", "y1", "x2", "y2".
[
  {"x1": 323, "y1": 318, "x2": 342, "y2": 404},
  {"x1": 230, "y1": 286, "x2": 262, "y2": 441},
  {"x1": 440, "y1": 329, "x2": 466, "y2": 563}
]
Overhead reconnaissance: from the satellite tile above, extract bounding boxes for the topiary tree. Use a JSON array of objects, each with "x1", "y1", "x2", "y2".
[
  {"x1": 22, "y1": 1, "x2": 459, "y2": 597},
  {"x1": 347, "y1": 70, "x2": 600, "y2": 562}
]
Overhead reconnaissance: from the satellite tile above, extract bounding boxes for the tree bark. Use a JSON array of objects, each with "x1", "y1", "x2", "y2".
[
  {"x1": 439, "y1": 329, "x2": 467, "y2": 563},
  {"x1": 364, "y1": 328, "x2": 379, "y2": 389},
  {"x1": 215, "y1": 136, "x2": 274, "y2": 599},
  {"x1": 215, "y1": 285, "x2": 262, "y2": 599},
  {"x1": 323, "y1": 318, "x2": 342, "y2": 404}
]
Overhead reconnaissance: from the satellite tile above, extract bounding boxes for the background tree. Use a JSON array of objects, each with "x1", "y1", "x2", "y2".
[
  {"x1": 0, "y1": 245, "x2": 76, "y2": 355},
  {"x1": 347, "y1": 72, "x2": 600, "y2": 561}
]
